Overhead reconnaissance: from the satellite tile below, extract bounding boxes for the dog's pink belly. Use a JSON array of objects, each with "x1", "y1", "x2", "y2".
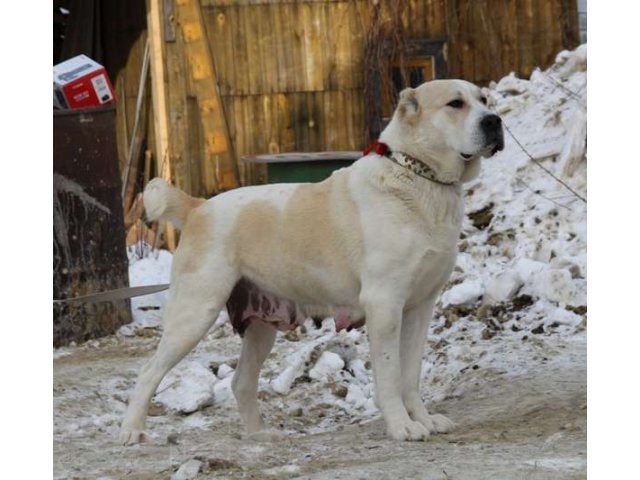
[{"x1": 225, "y1": 278, "x2": 364, "y2": 336}]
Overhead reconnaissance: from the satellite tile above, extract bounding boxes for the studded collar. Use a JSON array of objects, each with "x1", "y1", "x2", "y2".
[{"x1": 363, "y1": 141, "x2": 457, "y2": 186}]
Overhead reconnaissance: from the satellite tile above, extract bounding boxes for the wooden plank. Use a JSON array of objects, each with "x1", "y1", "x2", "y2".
[
  {"x1": 253, "y1": 95, "x2": 267, "y2": 154},
  {"x1": 336, "y1": 90, "x2": 349, "y2": 149},
  {"x1": 290, "y1": 2, "x2": 307, "y2": 92},
  {"x1": 264, "y1": 94, "x2": 280, "y2": 154},
  {"x1": 427, "y1": 0, "x2": 447, "y2": 37},
  {"x1": 549, "y1": 0, "x2": 563, "y2": 63},
  {"x1": 166, "y1": 20, "x2": 193, "y2": 194},
  {"x1": 123, "y1": 41, "x2": 151, "y2": 212},
  {"x1": 148, "y1": 0, "x2": 171, "y2": 179},
  {"x1": 323, "y1": 91, "x2": 337, "y2": 150},
  {"x1": 472, "y1": 0, "x2": 490, "y2": 84},
  {"x1": 347, "y1": 0, "x2": 363, "y2": 90},
  {"x1": 306, "y1": 92, "x2": 320, "y2": 151},
  {"x1": 260, "y1": 4, "x2": 280, "y2": 94},
  {"x1": 334, "y1": 1, "x2": 351, "y2": 90},
  {"x1": 204, "y1": 7, "x2": 231, "y2": 96},
  {"x1": 164, "y1": 0, "x2": 176, "y2": 42},
  {"x1": 559, "y1": 0, "x2": 580, "y2": 49},
  {"x1": 175, "y1": 0, "x2": 239, "y2": 194},
  {"x1": 353, "y1": 87, "x2": 366, "y2": 150},
  {"x1": 503, "y1": 0, "x2": 519, "y2": 77},
  {"x1": 343, "y1": 89, "x2": 355, "y2": 150},
  {"x1": 539, "y1": 0, "x2": 560, "y2": 68},
  {"x1": 148, "y1": 0, "x2": 176, "y2": 250},
  {"x1": 320, "y1": 2, "x2": 334, "y2": 90},
  {"x1": 490, "y1": 0, "x2": 506, "y2": 78},
  {"x1": 115, "y1": 75, "x2": 130, "y2": 173},
  {"x1": 276, "y1": 92, "x2": 295, "y2": 152},
  {"x1": 294, "y1": 93, "x2": 310, "y2": 150},
  {"x1": 228, "y1": 96, "x2": 245, "y2": 184},
  {"x1": 243, "y1": 4, "x2": 262, "y2": 94},
  {"x1": 459, "y1": 0, "x2": 475, "y2": 82},
  {"x1": 272, "y1": 4, "x2": 289, "y2": 93},
  {"x1": 228, "y1": 4, "x2": 248, "y2": 95},
  {"x1": 301, "y1": 2, "x2": 323, "y2": 91},
  {"x1": 518, "y1": 0, "x2": 535, "y2": 78},
  {"x1": 185, "y1": 95, "x2": 204, "y2": 195},
  {"x1": 444, "y1": 0, "x2": 462, "y2": 78}
]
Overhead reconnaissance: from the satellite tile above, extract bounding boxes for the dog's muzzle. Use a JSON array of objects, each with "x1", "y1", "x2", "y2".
[{"x1": 481, "y1": 114, "x2": 505, "y2": 155}]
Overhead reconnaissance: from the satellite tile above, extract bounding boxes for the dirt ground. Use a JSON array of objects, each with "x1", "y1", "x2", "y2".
[{"x1": 53, "y1": 331, "x2": 586, "y2": 480}]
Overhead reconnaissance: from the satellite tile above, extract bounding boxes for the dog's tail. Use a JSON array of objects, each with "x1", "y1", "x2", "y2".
[{"x1": 143, "y1": 177, "x2": 205, "y2": 230}]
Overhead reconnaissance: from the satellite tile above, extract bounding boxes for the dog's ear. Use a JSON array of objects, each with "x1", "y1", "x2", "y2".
[{"x1": 397, "y1": 88, "x2": 421, "y2": 123}]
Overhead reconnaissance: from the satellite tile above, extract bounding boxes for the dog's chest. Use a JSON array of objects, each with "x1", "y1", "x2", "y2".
[{"x1": 407, "y1": 245, "x2": 458, "y2": 305}]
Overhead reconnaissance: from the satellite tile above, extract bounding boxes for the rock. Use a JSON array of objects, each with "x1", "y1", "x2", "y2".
[
  {"x1": 481, "y1": 329, "x2": 496, "y2": 340},
  {"x1": 441, "y1": 279, "x2": 484, "y2": 307},
  {"x1": 485, "y1": 271, "x2": 523, "y2": 304},
  {"x1": 511, "y1": 294, "x2": 535, "y2": 310},
  {"x1": 284, "y1": 330, "x2": 300, "y2": 342},
  {"x1": 514, "y1": 258, "x2": 547, "y2": 284},
  {"x1": 309, "y1": 351, "x2": 345, "y2": 382},
  {"x1": 531, "y1": 324, "x2": 545, "y2": 334},
  {"x1": 148, "y1": 402, "x2": 166, "y2": 417},
  {"x1": 468, "y1": 202, "x2": 494, "y2": 230},
  {"x1": 569, "y1": 264, "x2": 582, "y2": 279},
  {"x1": 155, "y1": 362, "x2": 217, "y2": 414},
  {"x1": 217, "y1": 363, "x2": 234, "y2": 379},
  {"x1": 213, "y1": 376, "x2": 234, "y2": 406},
  {"x1": 332, "y1": 384, "x2": 349, "y2": 398},
  {"x1": 201, "y1": 458, "x2": 240, "y2": 472},
  {"x1": 171, "y1": 459, "x2": 202, "y2": 480},
  {"x1": 533, "y1": 268, "x2": 585, "y2": 305}
]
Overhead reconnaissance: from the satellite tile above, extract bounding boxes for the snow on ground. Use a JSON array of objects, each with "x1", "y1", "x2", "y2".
[{"x1": 54, "y1": 46, "x2": 587, "y2": 479}]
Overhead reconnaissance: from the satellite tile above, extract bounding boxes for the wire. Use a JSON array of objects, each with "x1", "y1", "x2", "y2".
[{"x1": 503, "y1": 122, "x2": 587, "y2": 204}]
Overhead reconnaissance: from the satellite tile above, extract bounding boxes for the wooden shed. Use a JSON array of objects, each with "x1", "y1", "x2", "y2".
[{"x1": 55, "y1": 0, "x2": 581, "y2": 237}]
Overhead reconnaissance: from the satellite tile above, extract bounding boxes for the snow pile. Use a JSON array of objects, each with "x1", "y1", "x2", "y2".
[
  {"x1": 155, "y1": 361, "x2": 217, "y2": 414},
  {"x1": 445, "y1": 43, "x2": 587, "y2": 335},
  {"x1": 113, "y1": 45, "x2": 587, "y2": 435}
]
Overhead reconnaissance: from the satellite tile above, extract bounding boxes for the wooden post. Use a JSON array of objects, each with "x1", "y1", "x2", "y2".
[{"x1": 148, "y1": 0, "x2": 177, "y2": 251}]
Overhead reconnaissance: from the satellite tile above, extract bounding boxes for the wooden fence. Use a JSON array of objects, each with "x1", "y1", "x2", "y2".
[{"x1": 112, "y1": 0, "x2": 580, "y2": 204}]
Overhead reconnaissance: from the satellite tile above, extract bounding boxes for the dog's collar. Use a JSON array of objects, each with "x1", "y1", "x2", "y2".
[{"x1": 363, "y1": 141, "x2": 457, "y2": 186}]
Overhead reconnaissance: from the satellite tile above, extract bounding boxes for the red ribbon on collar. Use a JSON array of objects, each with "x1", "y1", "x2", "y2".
[{"x1": 363, "y1": 140, "x2": 389, "y2": 156}]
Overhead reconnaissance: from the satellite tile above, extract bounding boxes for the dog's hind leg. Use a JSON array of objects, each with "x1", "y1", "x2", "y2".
[
  {"x1": 400, "y1": 298, "x2": 455, "y2": 434},
  {"x1": 119, "y1": 261, "x2": 237, "y2": 445},
  {"x1": 232, "y1": 320, "x2": 282, "y2": 441}
]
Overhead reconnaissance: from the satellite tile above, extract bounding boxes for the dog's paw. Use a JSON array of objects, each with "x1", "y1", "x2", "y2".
[
  {"x1": 424, "y1": 414, "x2": 456, "y2": 433},
  {"x1": 406, "y1": 400, "x2": 456, "y2": 434},
  {"x1": 119, "y1": 426, "x2": 148, "y2": 445},
  {"x1": 246, "y1": 428, "x2": 286, "y2": 442},
  {"x1": 387, "y1": 419, "x2": 431, "y2": 441}
]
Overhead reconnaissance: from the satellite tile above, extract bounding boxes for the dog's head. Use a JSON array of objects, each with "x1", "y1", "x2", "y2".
[{"x1": 380, "y1": 79, "x2": 504, "y2": 183}]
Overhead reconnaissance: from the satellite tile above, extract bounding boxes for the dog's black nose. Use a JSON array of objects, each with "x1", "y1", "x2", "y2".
[{"x1": 481, "y1": 114, "x2": 502, "y2": 134}]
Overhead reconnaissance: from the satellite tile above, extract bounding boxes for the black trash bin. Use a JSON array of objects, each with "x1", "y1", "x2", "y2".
[{"x1": 53, "y1": 105, "x2": 131, "y2": 346}]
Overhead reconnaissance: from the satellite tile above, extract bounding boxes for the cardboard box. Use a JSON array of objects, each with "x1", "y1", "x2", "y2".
[{"x1": 53, "y1": 55, "x2": 116, "y2": 109}]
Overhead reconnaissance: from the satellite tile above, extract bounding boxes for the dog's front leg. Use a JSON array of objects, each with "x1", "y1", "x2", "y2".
[
  {"x1": 400, "y1": 298, "x2": 455, "y2": 434},
  {"x1": 362, "y1": 293, "x2": 431, "y2": 441}
]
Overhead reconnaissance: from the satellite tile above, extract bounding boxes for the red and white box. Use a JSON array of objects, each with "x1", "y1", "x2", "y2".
[{"x1": 53, "y1": 54, "x2": 116, "y2": 110}]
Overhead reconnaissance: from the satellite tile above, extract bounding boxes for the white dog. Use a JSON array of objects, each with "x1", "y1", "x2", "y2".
[{"x1": 119, "y1": 79, "x2": 504, "y2": 444}]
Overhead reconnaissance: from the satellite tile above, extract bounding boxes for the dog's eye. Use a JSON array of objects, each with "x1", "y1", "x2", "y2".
[
  {"x1": 480, "y1": 96, "x2": 487, "y2": 105},
  {"x1": 447, "y1": 99, "x2": 464, "y2": 109}
]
